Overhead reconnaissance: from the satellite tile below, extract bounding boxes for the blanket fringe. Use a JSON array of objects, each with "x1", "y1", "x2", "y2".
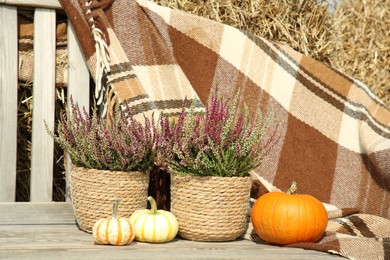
[
  {"x1": 250, "y1": 171, "x2": 281, "y2": 192},
  {"x1": 85, "y1": 0, "x2": 111, "y2": 116}
]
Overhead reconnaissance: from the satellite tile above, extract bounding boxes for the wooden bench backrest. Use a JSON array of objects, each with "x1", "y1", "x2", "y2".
[{"x1": 0, "y1": 0, "x2": 90, "y2": 203}]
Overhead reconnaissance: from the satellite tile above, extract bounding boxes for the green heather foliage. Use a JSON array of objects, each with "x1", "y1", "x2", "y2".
[
  {"x1": 156, "y1": 90, "x2": 278, "y2": 177},
  {"x1": 47, "y1": 100, "x2": 156, "y2": 172}
]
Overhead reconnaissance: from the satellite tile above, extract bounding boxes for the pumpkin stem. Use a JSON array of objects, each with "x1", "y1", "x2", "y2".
[
  {"x1": 147, "y1": 196, "x2": 158, "y2": 214},
  {"x1": 112, "y1": 199, "x2": 121, "y2": 219},
  {"x1": 286, "y1": 181, "x2": 297, "y2": 195}
]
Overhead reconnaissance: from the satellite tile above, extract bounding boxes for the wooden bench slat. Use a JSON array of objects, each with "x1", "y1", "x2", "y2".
[
  {"x1": 0, "y1": 5, "x2": 18, "y2": 202},
  {"x1": 65, "y1": 22, "x2": 91, "y2": 201},
  {"x1": 0, "y1": 223, "x2": 340, "y2": 259},
  {"x1": 67, "y1": 22, "x2": 90, "y2": 119},
  {"x1": 0, "y1": 202, "x2": 75, "y2": 225},
  {"x1": 0, "y1": 0, "x2": 62, "y2": 9},
  {"x1": 0, "y1": 202, "x2": 340, "y2": 259},
  {"x1": 30, "y1": 8, "x2": 57, "y2": 202}
]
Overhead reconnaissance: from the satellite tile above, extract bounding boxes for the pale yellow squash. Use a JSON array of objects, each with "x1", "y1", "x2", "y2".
[
  {"x1": 92, "y1": 199, "x2": 135, "y2": 246},
  {"x1": 130, "y1": 196, "x2": 178, "y2": 243}
]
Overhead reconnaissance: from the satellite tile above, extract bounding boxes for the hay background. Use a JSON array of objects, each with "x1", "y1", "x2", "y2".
[
  {"x1": 331, "y1": 0, "x2": 389, "y2": 105},
  {"x1": 17, "y1": 82, "x2": 67, "y2": 201},
  {"x1": 15, "y1": 0, "x2": 389, "y2": 201}
]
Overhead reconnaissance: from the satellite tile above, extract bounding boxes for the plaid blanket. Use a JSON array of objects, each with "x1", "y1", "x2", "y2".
[{"x1": 59, "y1": 0, "x2": 390, "y2": 258}]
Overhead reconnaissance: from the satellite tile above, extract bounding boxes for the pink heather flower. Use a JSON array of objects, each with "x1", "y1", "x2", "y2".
[
  {"x1": 47, "y1": 98, "x2": 156, "y2": 172},
  {"x1": 155, "y1": 88, "x2": 277, "y2": 177}
]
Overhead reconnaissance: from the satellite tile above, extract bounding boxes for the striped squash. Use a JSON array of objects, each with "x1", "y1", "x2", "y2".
[
  {"x1": 92, "y1": 199, "x2": 135, "y2": 246},
  {"x1": 130, "y1": 196, "x2": 178, "y2": 243}
]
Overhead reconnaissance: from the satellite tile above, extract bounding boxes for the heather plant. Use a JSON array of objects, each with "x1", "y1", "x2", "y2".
[
  {"x1": 47, "y1": 99, "x2": 155, "y2": 172},
  {"x1": 156, "y1": 90, "x2": 278, "y2": 177}
]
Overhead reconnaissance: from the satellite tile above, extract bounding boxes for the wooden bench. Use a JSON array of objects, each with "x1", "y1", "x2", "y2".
[
  {"x1": 0, "y1": 1, "x2": 341, "y2": 259},
  {"x1": 0, "y1": 204, "x2": 339, "y2": 260},
  {"x1": 0, "y1": 0, "x2": 89, "y2": 203}
]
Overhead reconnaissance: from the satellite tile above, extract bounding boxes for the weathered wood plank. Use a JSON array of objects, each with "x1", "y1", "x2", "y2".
[
  {"x1": 30, "y1": 8, "x2": 57, "y2": 202},
  {"x1": 0, "y1": 5, "x2": 18, "y2": 202},
  {"x1": 0, "y1": 204, "x2": 341, "y2": 259},
  {"x1": 0, "y1": 202, "x2": 75, "y2": 225},
  {"x1": 0, "y1": 0, "x2": 62, "y2": 9},
  {"x1": 67, "y1": 22, "x2": 90, "y2": 111},
  {"x1": 0, "y1": 224, "x2": 341, "y2": 260},
  {"x1": 65, "y1": 21, "x2": 90, "y2": 202}
]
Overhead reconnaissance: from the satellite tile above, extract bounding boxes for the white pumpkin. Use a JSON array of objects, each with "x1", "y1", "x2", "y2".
[
  {"x1": 92, "y1": 199, "x2": 135, "y2": 246},
  {"x1": 130, "y1": 196, "x2": 178, "y2": 243}
]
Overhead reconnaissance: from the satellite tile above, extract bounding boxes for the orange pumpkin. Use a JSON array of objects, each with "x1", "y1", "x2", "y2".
[{"x1": 250, "y1": 181, "x2": 328, "y2": 245}]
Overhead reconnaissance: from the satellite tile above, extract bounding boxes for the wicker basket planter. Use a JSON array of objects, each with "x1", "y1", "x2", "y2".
[
  {"x1": 170, "y1": 173, "x2": 252, "y2": 241},
  {"x1": 70, "y1": 166, "x2": 149, "y2": 233}
]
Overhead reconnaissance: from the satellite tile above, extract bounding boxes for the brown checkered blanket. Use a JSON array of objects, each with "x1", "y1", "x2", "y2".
[{"x1": 58, "y1": 0, "x2": 390, "y2": 258}]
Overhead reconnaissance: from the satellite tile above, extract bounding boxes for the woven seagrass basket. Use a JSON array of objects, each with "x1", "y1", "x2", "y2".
[
  {"x1": 70, "y1": 166, "x2": 149, "y2": 233},
  {"x1": 170, "y1": 173, "x2": 252, "y2": 241}
]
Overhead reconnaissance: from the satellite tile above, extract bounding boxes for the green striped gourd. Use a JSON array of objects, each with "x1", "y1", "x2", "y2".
[{"x1": 130, "y1": 196, "x2": 178, "y2": 243}]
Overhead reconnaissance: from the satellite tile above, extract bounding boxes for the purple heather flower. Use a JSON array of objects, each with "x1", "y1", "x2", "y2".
[
  {"x1": 155, "y1": 88, "x2": 277, "y2": 177},
  {"x1": 50, "y1": 98, "x2": 156, "y2": 172}
]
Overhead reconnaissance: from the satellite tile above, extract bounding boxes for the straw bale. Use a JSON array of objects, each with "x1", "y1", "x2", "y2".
[
  {"x1": 16, "y1": 82, "x2": 33, "y2": 202},
  {"x1": 16, "y1": 82, "x2": 66, "y2": 202},
  {"x1": 331, "y1": 0, "x2": 390, "y2": 106},
  {"x1": 153, "y1": 0, "x2": 337, "y2": 64}
]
